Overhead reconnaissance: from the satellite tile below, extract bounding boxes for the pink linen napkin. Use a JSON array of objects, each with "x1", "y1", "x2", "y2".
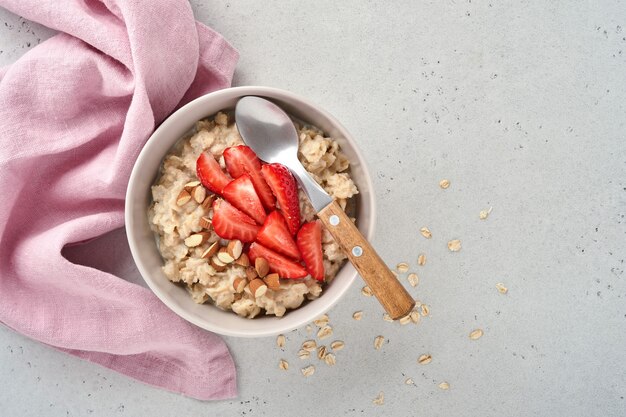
[{"x1": 0, "y1": 0, "x2": 239, "y2": 400}]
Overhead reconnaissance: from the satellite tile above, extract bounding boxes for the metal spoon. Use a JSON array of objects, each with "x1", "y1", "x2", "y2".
[{"x1": 236, "y1": 96, "x2": 415, "y2": 319}]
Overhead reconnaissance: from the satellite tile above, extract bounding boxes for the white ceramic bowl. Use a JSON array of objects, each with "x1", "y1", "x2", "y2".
[{"x1": 125, "y1": 86, "x2": 376, "y2": 337}]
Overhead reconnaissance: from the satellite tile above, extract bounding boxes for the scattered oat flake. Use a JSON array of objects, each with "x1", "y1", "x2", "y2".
[
  {"x1": 278, "y1": 359, "x2": 289, "y2": 370},
  {"x1": 420, "y1": 227, "x2": 432, "y2": 239},
  {"x1": 317, "y1": 325, "x2": 333, "y2": 340},
  {"x1": 420, "y1": 304, "x2": 430, "y2": 317},
  {"x1": 301, "y1": 365, "x2": 315, "y2": 377},
  {"x1": 496, "y1": 283, "x2": 508, "y2": 294},
  {"x1": 372, "y1": 392, "x2": 384, "y2": 405},
  {"x1": 374, "y1": 336, "x2": 385, "y2": 350},
  {"x1": 324, "y1": 353, "x2": 336, "y2": 366},
  {"x1": 469, "y1": 329, "x2": 484, "y2": 340},
  {"x1": 361, "y1": 286, "x2": 373, "y2": 297},
  {"x1": 447, "y1": 239, "x2": 461, "y2": 252},
  {"x1": 399, "y1": 315, "x2": 411, "y2": 325},
  {"x1": 276, "y1": 334, "x2": 285, "y2": 348},
  {"x1": 438, "y1": 381, "x2": 450, "y2": 390},
  {"x1": 353, "y1": 311, "x2": 363, "y2": 320},
  {"x1": 405, "y1": 378, "x2": 415, "y2": 385},
  {"x1": 417, "y1": 254, "x2": 426, "y2": 266},
  {"x1": 479, "y1": 206, "x2": 493, "y2": 220},
  {"x1": 382, "y1": 313, "x2": 393, "y2": 322},
  {"x1": 418, "y1": 354, "x2": 432, "y2": 365},
  {"x1": 397, "y1": 262, "x2": 409, "y2": 273},
  {"x1": 313, "y1": 314, "x2": 329, "y2": 327},
  {"x1": 410, "y1": 310, "x2": 421, "y2": 323},
  {"x1": 317, "y1": 345, "x2": 327, "y2": 359},
  {"x1": 302, "y1": 340, "x2": 317, "y2": 351},
  {"x1": 298, "y1": 349, "x2": 310, "y2": 360},
  {"x1": 330, "y1": 340, "x2": 345, "y2": 351},
  {"x1": 439, "y1": 179, "x2": 450, "y2": 189},
  {"x1": 408, "y1": 273, "x2": 419, "y2": 287}
]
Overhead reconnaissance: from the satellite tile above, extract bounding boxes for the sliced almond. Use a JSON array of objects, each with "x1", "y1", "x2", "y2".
[
  {"x1": 245, "y1": 266, "x2": 258, "y2": 281},
  {"x1": 235, "y1": 253, "x2": 250, "y2": 267},
  {"x1": 263, "y1": 273, "x2": 280, "y2": 290},
  {"x1": 201, "y1": 194, "x2": 216, "y2": 210},
  {"x1": 210, "y1": 257, "x2": 227, "y2": 272},
  {"x1": 255, "y1": 257, "x2": 270, "y2": 277},
  {"x1": 199, "y1": 216, "x2": 212, "y2": 230},
  {"x1": 200, "y1": 242, "x2": 220, "y2": 259},
  {"x1": 183, "y1": 180, "x2": 201, "y2": 191},
  {"x1": 276, "y1": 334, "x2": 286, "y2": 348},
  {"x1": 217, "y1": 247, "x2": 235, "y2": 264},
  {"x1": 176, "y1": 189, "x2": 192, "y2": 206},
  {"x1": 232, "y1": 277, "x2": 247, "y2": 293},
  {"x1": 227, "y1": 240, "x2": 243, "y2": 260},
  {"x1": 191, "y1": 185, "x2": 206, "y2": 204},
  {"x1": 249, "y1": 278, "x2": 267, "y2": 298},
  {"x1": 184, "y1": 232, "x2": 209, "y2": 247}
]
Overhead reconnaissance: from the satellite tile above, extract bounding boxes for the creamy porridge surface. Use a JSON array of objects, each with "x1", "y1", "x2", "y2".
[{"x1": 149, "y1": 112, "x2": 358, "y2": 318}]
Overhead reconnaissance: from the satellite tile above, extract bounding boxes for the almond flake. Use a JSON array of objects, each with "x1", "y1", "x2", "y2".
[
  {"x1": 278, "y1": 359, "x2": 289, "y2": 370},
  {"x1": 217, "y1": 248, "x2": 235, "y2": 264},
  {"x1": 418, "y1": 354, "x2": 432, "y2": 365},
  {"x1": 263, "y1": 273, "x2": 280, "y2": 290},
  {"x1": 183, "y1": 180, "x2": 201, "y2": 191},
  {"x1": 184, "y1": 232, "x2": 209, "y2": 247},
  {"x1": 374, "y1": 336, "x2": 385, "y2": 350},
  {"x1": 317, "y1": 325, "x2": 333, "y2": 340},
  {"x1": 191, "y1": 185, "x2": 206, "y2": 204},
  {"x1": 249, "y1": 278, "x2": 267, "y2": 298},
  {"x1": 352, "y1": 311, "x2": 363, "y2": 320},
  {"x1": 200, "y1": 242, "x2": 220, "y2": 259},
  {"x1": 324, "y1": 353, "x2": 336, "y2": 366},
  {"x1": 226, "y1": 240, "x2": 243, "y2": 259},
  {"x1": 199, "y1": 216, "x2": 212, "y2": 229},
  {"x1": 330, "y1": 340, "x2": 344, "y2": 351},
  {"x1": 201, "y1": 194, "x2": 215, "y2": 210},
  {"x1": 361, "y1": 286, "x2": 373, "y2": 297},
  {"x1": 396, "y1": 262, "x2": 409, "y2": 273},
  {"x1": 302, "y1": 340, "x2": 317, "y2": 352},
  {"x1": 447, "y1": 239, "x2": 461, "y2": 252},
  {"x1": 301, "y1": 365, "x2": 315, "y2": 377},
  {"x1": 496, "y1": 283, "x2": 508, "y2": 294},
  {"x1": 298, "y1": 349, "x2": 311, "y2": 360},
  {"x1": 317, "y1": 345, "x2": 327, "y2": 359},
  {"x1": 420, "y1": 227, "x2": 432, "y2": 239},
  {"x1": 405, "y1": 378, "x2": 415, "y2": 385},
  {"x1": 469, "y1": 329, "x2": 484, "y2": 340},
  {"x1": 232, "y1": 277, "x2": 246, "y2": 293},
  {"x1": 439, "y1": 179, "x2": 450, "y2": 189},
  {"x1": 399, "y1": 315, "x2": 411, "y2": 325},
  {"x1": 438, "y1": 381, "x2": 450, "y2": 390},
  {"x1": 313, "y1": 314, "x2": 329, "y2": 327},
  {"x1": 255, "y1": 257, "x2": 270, "y2": 277},
  {"x1": 382, "y1": 313, "x2": 393, "y2": 322},
  {"x1": 276, "y1": 334, "x2": 286, "y2": 348},
  {"x1": 408, "y1": 273, "x2": 419, "y2": 287},
  {"x1": 372, "y1": 392, "x2": 384, "y2": 405},
  {"x1": 235, "y1": 253, "x2": 250, "y2": 267},
  {"x1": 420, "y1": 304, "x2": 430, "y2": 317},
  {"x1": 417, "y1": 254, "x2": 426, "y2": 266},
  {"x1": 176, "y1": 189, "x2": 192, "y2": 206}
]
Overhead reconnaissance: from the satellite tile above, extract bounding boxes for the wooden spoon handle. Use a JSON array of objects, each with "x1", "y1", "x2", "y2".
[{"x1": 317, "y1": 201, "x2": 415, "y2": 319}]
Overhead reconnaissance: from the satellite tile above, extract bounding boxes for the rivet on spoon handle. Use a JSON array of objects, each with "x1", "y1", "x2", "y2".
[{"x1": 317, "y1": 200, "x2": 415, "y2": 319}]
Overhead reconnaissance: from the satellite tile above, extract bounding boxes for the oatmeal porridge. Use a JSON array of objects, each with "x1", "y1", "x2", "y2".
[{"x1": 149, "y1": 111, "x2": 358, "y2": 318}]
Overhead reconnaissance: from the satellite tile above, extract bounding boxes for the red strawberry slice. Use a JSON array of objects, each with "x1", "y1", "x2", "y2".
[
  {"x1": 296, "y1": 220, "x2": 325, "y2": 281},
  {"x1": 223, "y1": 145, "x2": 276, "y2": 210},
  {"x1": 222, "y1": 174, "x2": 267, "y2": 225},
  {"x1": 261, "y1": 163, "x2": 301, "y2": 235},
  {"x1": 248, "y1": 242, "x2": 308, "y2": 279},
  {"x1": 256, "y1": 211, "x2": 301, "y2": 260},
  {"x1": 196, "y1": 152, "x2": 231, "y2": 194},
  {"x1": 211, "y1": 199, "x2": 260, "y2": 242}
]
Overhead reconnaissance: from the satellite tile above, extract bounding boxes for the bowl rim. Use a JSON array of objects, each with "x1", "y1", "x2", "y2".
[{"x1": 125, "y1": 86, "x2": 377, "y2": 337}]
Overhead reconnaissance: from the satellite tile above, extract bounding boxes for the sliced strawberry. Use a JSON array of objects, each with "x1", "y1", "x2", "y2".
[
  {"x1": 211, "y1": 199, "x2": 260, "y2": 242},
  {"x1": 256, "y1": 211, "x2": 301, "y2": 260},
  {"x1": 296, "y1": 221, "x2": 325, "y2": 281},
  {"x1": 196, "y1": 152, "x2": 231, "y2": 194},
  {"x1": 222, "y1": 174, "x2": 266, "y2": 225},
  {"x1": 223, "y1": 145, "x2": 276, "y2": 210},
  {"x1": 248, "y1": 242, "x2": 308, "y2": 279},
  {"x1": 261, "y1": 163, "x2": 301, "y2": 235}
]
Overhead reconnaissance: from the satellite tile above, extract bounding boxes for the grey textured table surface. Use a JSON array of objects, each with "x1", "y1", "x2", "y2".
[{"x1": 1, "y1": 1, "x2": 625, "y2": 416}]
